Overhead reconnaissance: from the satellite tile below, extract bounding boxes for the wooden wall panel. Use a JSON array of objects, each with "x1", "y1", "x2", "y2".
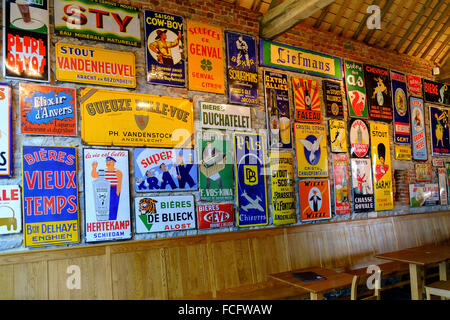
[
  {"x1": 345, "y1": 221, "x2": 377, "y2": 268},
  {"x1": 0, "y1": 265, "x2": 14, "y2": 299},
  {"x1": 13, "y1": 262, "x2": 48, "y2": 299},
  {"x1": 286, "y1": 229, "x2": 322, "y2": 269},
  {"x1": 368, "y1": 218, "x2": 399, "y2": 254},
  {"x1": 392, "y1": 213, "x2": 439, "y2": 249},
  {"x1": 315, "y1": 225, "x2": 352, "y2": 269}
]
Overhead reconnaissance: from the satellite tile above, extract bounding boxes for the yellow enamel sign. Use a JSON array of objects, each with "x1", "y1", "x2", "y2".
[{"x1": 80, "y1": 88, "x2": 194, "y2": 148}]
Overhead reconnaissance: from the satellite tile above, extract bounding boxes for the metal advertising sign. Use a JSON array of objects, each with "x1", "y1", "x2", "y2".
[
  {"x1": 198, "y1": 130, "x2": 233, "y2": 201},
  {"x1": 329, "y1": 119, "x2": 347, "y2": 153},
  {"x1": 0, "y1": 185, "x2": 22, "y2": 235},
  {"x1": 350, "y1": 158, "x2": 374, "y2": 213},
  {"x1": 364, "y1": 64, "x2": 392, "y2": 122},
  {"x1": 349, "y1": 118, "x2": 370, "y2": 158},
  {"x1": 234, "y1": 132, "x2": 268, "y2": 227},
  {"x1": 394, "y1": 145, "x2": 412, "y2": 161},
  {"x1": 408, "y1": 75, "x2": 422, "y2": 96},
  {"x1": 415, "y1": 162, "x2": 432, "y2": 182},
  {"x1": 410, "y1": 97, "x2": 427, "y2": 160},
  {"x1": 423, "y1": 78, "x2": 450, "y2": 106},
  {"x1": 432, "y1": 158, "x2": 444, "y2": 167},
  {"x1": 80, "y1": 88, "x2": 194, "y2": 148},
  {"x1": 135, "y1": 195, "x2": 196, "y2": 233},
  {"x1": 437, "y1": 168, "x2": 448, "y2": 205},
  {"x1": 134, "y1": 148, "x2": 197, "y2": 192},
  {"x1": 55, "y1": 43, "x2": 136, "y2": 89},
  {"x1": 264, "y1": 70, "x2": 292, "y2": 149},
  {"x1": 391, "y1": 71, "x2": 410, "y2": 144},
  {"x1": 23, "y1": 146, "x2": 79, "y2": 248},
  {"x1": 199, "y1": 102, "x2": 251, "y2": 131},
  {"x1": 144, "y1": 10, "x2": 185, "y2": 87},
  {"x1": 429, "y1": 105, "x2": 450, "y2": 156},
  {"x1": 269, "y1": 152, "x2": 296, "y2": 225},
  {"x1": 294, "y1": 123, "x2": 328, "y2": 177},
  {"x1": 226, "y1": 31, "x2": 258, "y2": 106},
  {"x1": 323, "y1": 80, "x2": 344, "y2": 118},
  {"x1": 299, "y1": 179, "x2": 331, "y2": 221},
  {"x1": 0, "y1": 84, "x2": 13, "y2": 178},
  {"x1": 292, "y1": 77, "x2": 322, "y2": 123},
  {"x1": 332, "y1": 154, "x2": 350, "y2": 215},
  {"x1": 409, "y1": 184, "x2": 439, "y2": 207},
  {"x1": 446, "y1": 162, "x2": 450, "y2": 204},
  {"x1": 197, "y1": 203, "x2": 234, "y2": 230},
  {"x1": 187, "y1": 20, "x2": 225, "y2": 94},
  {"x1": 83, "y1": 148, "x2": 131, "y2": 242},
  {"x1": 19, "y1": 83, "x2": 77, "y2": 136},
  {"x1": 344, "y1": 60, "x2": 368, "y2": 119}
]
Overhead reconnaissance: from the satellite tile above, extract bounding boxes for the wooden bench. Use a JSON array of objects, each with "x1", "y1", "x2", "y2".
[{"x1": 425, "y1": 280, "x2": 450, "y2": 299}]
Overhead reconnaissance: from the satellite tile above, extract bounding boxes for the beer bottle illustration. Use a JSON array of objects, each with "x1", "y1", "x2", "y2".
[
  {"x1": 304, "y1": 81, "x2": 312, "y2": 110},
  {"x1": 341, "y1": 165, "x2": 348, "y2": 203},
  {"x1": 93, "y1": 169, "x2": 111, "y2": 221},
  {"x1": 269, "y1": 89, "x2": 281, "y2": 147}
]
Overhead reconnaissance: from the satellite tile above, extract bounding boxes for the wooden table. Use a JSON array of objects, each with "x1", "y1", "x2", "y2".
[
  {"x1": 269, "y1": 266, "x2": 354, "y2": 300},
  {"x1": 376, "y1": 244, "x2": 450, "y2": 300}
]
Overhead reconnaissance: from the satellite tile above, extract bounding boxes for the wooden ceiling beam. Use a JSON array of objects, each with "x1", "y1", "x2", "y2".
[
  {"x1": 431, "y1": 33, "x2": 450, "y2": 62},
  {"x1": 339, "y1": 0, "x2": 358, "y2": 37},
  {"x1": 383, "y1": 0, "x2": 417, "y2": 48},
  {"x1": 371, "y1": 0, "x2": 402, "y2": 46},
  {"x1": 437, "y1": 53, "x2": 450, "y2": 82},
  {"x1": 420, "y1": 17, "x2": 450, "y2": 59},
  {"x1": 327, "y1": 0, "x2": 347, "y2": 32},
  {"x1": 352, "y1": 0, "x2": 382, "y2": 41},
  {"x1": 363, "y1": 0, "x2": 395, "y2": 44},
  {"x1": 313, "y1": 4, "x2": 331, "y2": 29}
]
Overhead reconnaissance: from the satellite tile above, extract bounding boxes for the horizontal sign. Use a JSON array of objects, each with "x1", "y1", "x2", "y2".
[
  {"x1": 423, "y1": 78, "x2": 450, "y2": 106},
  {"x1": 394, "y1": 145, "x2": 411, "y2": 161},
  {"x1": 409, "y1": 184, "x2": 439, "y2": 207},
  {"x1": 0, "y1": 84, "x2": 12, "y2": 177},
  {"x1": 197, "y1": 203, "x2": 234, "y2": 230},
  {"x1": 0, "y1": 185, "x2": 22, "y2": 235},
  {"x1": 199, "y1": 102, "x2": 251, "y2": 131}
]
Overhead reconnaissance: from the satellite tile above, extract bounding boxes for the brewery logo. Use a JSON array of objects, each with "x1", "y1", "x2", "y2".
[{"x1": 349, "y1": 119, "x2": 370, "y2": 158}]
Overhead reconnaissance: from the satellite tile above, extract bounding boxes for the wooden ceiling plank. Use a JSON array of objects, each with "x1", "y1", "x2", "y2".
[
  {"x1": 420, "y1": 17, "x2": 450, "y2": 59},
  {"x1": 327, "y1": 0, "x2": 347, "y2": 32},
  {"x1": 363, "y1": 0, "x2": 396, "y2": 44},
  {"x1": 352, "y1": 0, "x2": 382, "y2": 41},
  {"x1": 339, "y1": 0, "x2": 358, "y2": 37},
  {"x1": 431, "y1": 34, "x2": 450, "y2": 62},
  {"x1": 371, "y1": 0, "x2": 403, "y2": 46},
  {"x1": 314, "y1": 3, "x2": 332, "y2": 29},
  {"x1": 383, "y1": 0, "x2": 417, "y2": 48}
]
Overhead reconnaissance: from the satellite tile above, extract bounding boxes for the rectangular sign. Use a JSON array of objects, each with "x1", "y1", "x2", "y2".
[
  {"x1": 423, "y1": 78, "x2": 450, "y2": 106},
  {"x1": 299, "y1": 179, "x2": 331, "y2": 221},
  {"x1": 54, "y1": 0, "x2": 141, "y2": 47},
  {"x1": 187, "y1": 20, "x2": 225, "y2": 94},
  {"x1": 364, "y1": 64, "x2": 392, "y2": 122},
  {"x1": 0, "y1": 185, "x2": 22, "y2": 235},
  {"x1": 259, "y1": 40, "x2": 342, "y2": 79},
  {"x1": 269, "y1": 152, "x2": 296, "y2": 225},
  {"x1": 80, "y1": 88, "x2": 194, "y2": 148},
  {"x1": 432, "y1": 158, "x2": 444, "y2": 167},
  {"x1": 83, "y1": 148, "x2": 131, "y2": 242},
  {"x1": 395, "y1": 145, "x2": 411, "y2": 161},
  {"x1": 292, "y1": 77, "x2": 322, "y2": 123},
  {"x1": 134, "y1": 148, "x2": 197, "y2": 192},
  {"x1": 408, "y1": 75, "x2": 422, "y2": 96},
  {"x1": 429, "y1": 105, "x2": 450, "y2": 156},
  {"x1": 437, "y1": 168, "x2": 448, "y2": 205},
  {"x1": 226, "y1": 31, "x2": 258, "y2": 106},
  {"x1": 19, "y1": 83, "x2": 77, "y2": 136},
  {"x1": 409, "y1": 183, "x2": 439, "y2": 207},
  {"x1": 351, "y1": 158, "x2": 374, "y2": 213},
  {"x1": 199, "y1": 102, "x2": 251, "y2": 131},
  {"x1": 323, "y1": 80, "x2": 344, "y2": 118},
  {"x1": 344, "y1": 60, "x2": 368, "y2": 119},
  {"x1": 264, "y1": 70, "x2": 292, "y2": 149},
  {"x1": 234, "y1": 132, "x2": 268, "y2": 227},
  {"x1": 23, "y1": 145, "x2": 79, "y2": 247},
  {"x1": 135, "y1": 195, "x2": 195, "y2": 233},
  {"x1": 391, "y1": 71, "x2": 410, "y2": 144},
  {"x1": 145, "y1": 10, "x2": 185, "y2": 87},
  {"x1": 415, "y1": 162, "x2": 433, "y2": 182},
  {"x1": 55, "y1": 43, "x2": 136, "y2": 88},
  {"x1": 197, "y1": 203, "x2": 234, "y2": 230},
  {"x1": 0, "y1": 84, "x2": 13, "y2": 177},
  {"x1": 332, "y1": 154, "x2": 350, "y2": 215},
  {"x1": 329, "y1": 119, "x2": 347, "y2": 153},
  {"x1": 446, "y1": 162, "x2": 450, "y2": 204},
  {"x1": 410, "y1": 97, "x2": 427, "y2": 160},
  {"x1": 294, "y1": 123, "x2": 328, "y2": 177}
]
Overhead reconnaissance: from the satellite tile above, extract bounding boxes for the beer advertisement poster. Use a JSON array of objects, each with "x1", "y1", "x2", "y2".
[
  {"x1": 198, "y1": 130, "x2": 233, "y2": 201},
  {"x1": 54, "y1": 0, "x2": 141, "y2": 47},
  {"x1": 135, "y1": 195, "x2": 195, "y2": 233},
  {"x1": 199, "y1": 102, "x2": 251, "y2": 131},
  {"x1": 0, "y1": 185, "x2": 22, "y2": 235},
  {"x1": 226, "y1": 31, "x2": 258, "y2": 106},
  {"x1": 134, "y1": 148, "x2": 197, "y2": 192},
  {"x1": 294, "y1": 123, "x2": 328, "y2": 177},
  {"x1": 80, "y1": 88, "x2": 194, "y2": 148},
  {"x1": 415, "y1": 162, "x2": 432, "y2": 182},
  {"x1": 332, "y1": 154, "x2": 350, "y2": 215},
  {"x1": 349, "y1": 118, "x2": 370, "y2": 158},
  {"x1": 409, "y1": 184, "x2": 439, "y2": 207},
  {"x1": 19, "y1": 83, "x2": 77, "y2": 136},
  {"x1": 391, "y1": 71, "x2": 411, "y2": 144},
  {"x1": 344, "y1": 60, "x2": 368, "y2": 119},
  {"x1": 269, "y1": 152, "x2": 296, "y2": 225},
  {"x1": 329, "y1": 119, "x2": 347, "y2": 153},
  {"x1": 350, "y1": 158, "x2": 374, "y2": 213},
  {"x1": 423, "y1": 78, "x2": 450, "y2": 106},
  {"x1": 364, "y1": 64, "x2": 392, "y2": 122},
  {"x1": 83, "y1": 148, "x2": 131, "y2": 243},
  {"x1": 410, "y1": 97, "x2": 428, "y2": 160},
  {"x1": 22, "y1": 146, "x2": 79, "y2": 248},
  {"x1": 370, "y1": 122, "x2": 394, "y2": 211},
  {"x1": 145, "y1": 10, "x2": 185, "y2": 87},
  {"x1": 299, "y1": 179, "x2": 331, "y2": 221},
  {"x1": 292, "y1": 77, "x2": 322, "y2": 123},
  {"x1": 429, "y1": 105, "x2": 450, "y2": 156},
  {"x1": 432, "y1": 158, "x2": 444, "y2": 167},
  {"x1": 0, "y1": 84, "x2": 13, "y2": 177},
  {"x1": 323, "y1": 80, "x2": 344, "y2": 118},
  {"x1": 408, "y1": 75, "x2": 422, "y2": 96},
  {"x1": 437, "y1": 168, "x2": 448, "y2": 205},
  {"x1": 187, "y1": 20, "x2": 224, "y2": 94},
  {"x1": 197, "y1": 203, "x2": 234, "y2": 230},
  {"x1": 395, "y1": 145, "x2": 412, "y2": 161},
  {"x1": 3, "y1": 0, "x2": 49, "y2": 82},
  {"x1": 234, "y1": 132, "x2": 268, "y2": 227},
  {"x1": 264, "y1": 70, "x2": 292, "y2": 149}
]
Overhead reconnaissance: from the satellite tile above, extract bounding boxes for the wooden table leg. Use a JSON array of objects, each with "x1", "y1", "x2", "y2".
[
  {"x1": 409, "y1": 264, "x2": 424, "y2": 300},
  {"x1": 439, "y1": 261, "x2": 448, "y2": 281},
  {"x1": 310, "y1": 292, "x2": 323, "y2": 300}
]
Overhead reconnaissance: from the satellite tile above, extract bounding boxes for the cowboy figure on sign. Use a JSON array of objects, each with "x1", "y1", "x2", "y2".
[{"x1": 149, "y1": 29, "x2": 182, "y2": 65}]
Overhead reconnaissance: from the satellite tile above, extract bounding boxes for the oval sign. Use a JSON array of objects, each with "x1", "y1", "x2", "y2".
[{"x1": 204, "y1": 211, "x2": 230, "y2": 223}]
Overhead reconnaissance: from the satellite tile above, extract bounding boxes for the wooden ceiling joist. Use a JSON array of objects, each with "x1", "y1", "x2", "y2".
[
  {"x1": 420, "y1": 17, "x2": 450, "y2": 59},
  {"x1": 431, "y1": 34, "x2": 450, "y2": 62},
  {"x1": 363, "y1": 0, "x2": 395, "y2": 44},
  {"x1": 352, "y1": 0, "x2": 382, "y2": 41},
  {"x1": 339, "y1": 0, "x2": 358, "y2": 37},
  {"x1": 371, "y1": 0, "x2": 401, "y2": 46},
  {"x1": 327, "y1": 0, "x2": 347, "y2": 32},
  {"x1": 382, "y1": 0, "x2": 417, "y2": 48},
  {"x1": 313, "y1": 4, "x2": 331, "y2": 29}
]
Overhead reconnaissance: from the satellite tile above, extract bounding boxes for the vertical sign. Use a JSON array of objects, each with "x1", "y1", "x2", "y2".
[
  {"x1": 294, "y1": 123, "x2": 328, "y2": 177},
  {"x1": 197, "y1": 203, "x2": 234, "y2": 230},
  {"x1": 415, "y1": 163, "x2": 433, "y2": 182},
  {"x1": 344, "y1": 60, "x2": 368, "y2": 119},
  {"x1": 423, "y1": 79, "x2": 450, "y2": 106},
  {"x1": 0, "y1": 185, "x2": 22, "y2": 234},
  {"x1": 323, "y1": 80, "x2": 344, "y2": 118},
  {"x1": 23, "y1": 146, "x2": 79, "y2": 248},
  {"x1": 364, "y1": 64, "x2": 392, "y2": 122},
  {"x1": 0, "y1": 84, "x2": 12, "y2": 177},
  {"x1": 264, "y1": 70, "x2": 292, "y2": 149},
  {"x1": 299, "y1": 180, "x2": 331, "y2": 221},
  {"x1": 187, "y1": 20, "x2": 224, "y2": 94},
  {"x1": 292, "y1": 77, "x2": 322, "y2": 122},
  {"x1": 226, "y1": 31, "x2": 258, "y2": 106},
  {"x1": 408, "y1": 75, "x2": 422, "y2": 96},
  {"x1": 410, "y1": 97, "x2": 427, "y2": 160},
  {"x1": 429, "y1": 105, "x2": 450, "y2": 156},
  {"x1": 329, "y1": 119, "x2": 347, "y2": 153},
  {"x1": 437, "y1": 168, "x2": 448, "y2": 205},
  {"x1": 3, "y1": 0, "x2": 49, "y2": 82},
  {"x1": 269, "y1": 152, "x2": 296, "y2": 225},
  {"x1": 144, "y1": 10, "x2": 185, "y2": 87},
  {"x1": 83, "y1": 149, "x2": 131, "y2": 242},
  {"x1": 349, "y1": 119, "x2": 370, "y2": 158},
  {"x1": 391, "y1": 71, "x2": 410, "y2": 145},
  {"x1": 332, "y1": 154, "x2": 350, "y2": 214},
  {"x1": 234, "y1": 132, "x2": 268, "y2": 227},
  {"x1": 446, "y1": 162, "x2": 450, "y2": 204},
  {"x1": 351, "y1": 158, "x2": 374, "y2": 213}
]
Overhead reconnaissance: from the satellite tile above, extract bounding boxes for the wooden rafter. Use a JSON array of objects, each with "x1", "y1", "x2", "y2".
[
  {"x1": 352, "y1": 0, "x2": 382, "y2": 40},
  {"x1": 313, "y1": 4, "x2": 331, "y2": 29},
  {"x1": 431, "y1": 33, "x2": 450, "y2": 62},
  {"x1": 382, "y1": 0, "x2": 417, "y2": 48},
  {"x1": 420, "y1": 15, "x2": 450, "y2": 58},
  {"x1": 339, "y1": 0, "x2": 358, "y2": 37},
  {"x1": 327, "y1": 0, "x2": 347, "y2": 32},
  {"x1": 371, "y1": 0, "x2": 402, "y2": 46},
  {"x1": 437, "y1": 52, "x2": 450, "y2": 81},
  {"x1": 363, "y1": 0, "x2": 395, "y2": 44}
]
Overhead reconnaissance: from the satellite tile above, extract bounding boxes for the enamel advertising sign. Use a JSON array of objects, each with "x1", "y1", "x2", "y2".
[
  {"x1": 391, "y1": 71, "x2": 410, "y2": 144},
  {"x1": 23, "y1": 146, "x2": 79, "y2": 248},
  {"x1": 332, "y1": 154, "x2": 350, "y2": 215},
  {"x1": 415, "y1": 162, "x2": 433, "y2": 182},
  {"x1": 394, "y1": 145, "x2": 412, "y2": 161},
  {"x1": 429, "y1": 105, "x2": 450, "y2": 156},
  {"x1": 197, "y1": 203, "x2": 234, "y2": 230},
  {"x1": 0, "y1": 185, "x2": 22, "y2": 235},
  {"x1": 83, "y1": 148, "x2": 131, "y2": 242},
  {"x1": 292, "y1": 77, "x2": 322, "y2": 123},
  {"x1": 55, "y1": 43, "x2": 136, "y2": 88},
  {"x1": 80, "y1": 88, "x2": 194, "y2": 148},
  {"x1": 323, "y1": 80, "x2": 344, "y2": 118},
  {"x1": 344, "y1": 60, "x2": 368, "y2": 119},
  {"x1": 294, "y1": 123, "x2": 328, "y2": 177},
  {"x1": 351, "y1": 158, "x2": 374, "y2": 213},
  {"x1": 269, "y1": 152, "x2": 296, "y2": 225},
  {"x1": 410, "y1": 97, "x2": 427, "y2": 160},
  {"x1": 234, "y1": 132, "x2": 268, "y2": 227},
  {"x1": 409, "y1": 184, "x2": 439, "y2": 207},
  {"x1": 349, "y1": 118, "x2": 370, "y2": 158},
  {"x1": 199, "y1": 102, "x2": 251, "y2": 131},
  {"x1": 299, "y1": 179, "x2": 331, "y2": 221},
  {"x1": 54, "y1": 0, "x2": 140, "y2": 47},
  {"x1": 423, "y1": 78, "x2": 450, "y2": 106},
  {"x1": 264, "y1": 70, "x2": 292, "y2": 149},
  {"x1": 135, "y1": 195, "x2": 195, "y2": 233},
  {"x1": 226, "y1": 31, "x2": 258, "y2": 106},
  {"x1": 437, "y1": 168, "x2": 448, "y2": 205},
  {"x1": 19, "y1": 83, "x2": 77, "y2": 136},
  {"x1": 145, "y1": 10, "x2": 185, "y2": 87},
  {"x1": 187, "y1": 20, "x2": 225, "y2": 94},
  {"x1": 364, "y1": 64, "x2": 392, "y2": 122},
  {"x1": 134, "y1": 148, "x2": 197, "y2": 192},
  {"x1": 3, "y1": 0, "x2": 50, "y2": 82},
  {"x1": 0, "y1": 84, "x2": 13, "y2": 178},
  {"x1": 408, "y1": 75, "x2": 422, "y2": 96},
  {"x1": 329, "y1": 119, "x2": 347, "y2": 153},
  {"x1": 446, "y1": 162, "x2": 450, "y2": 203}
]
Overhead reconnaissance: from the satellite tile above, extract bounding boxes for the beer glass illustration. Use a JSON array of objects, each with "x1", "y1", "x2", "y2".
[
  {"x1": 17, "y1": 0, "x2": 31, "y2": 23},
  {"x1": 279, "y1": 116, "x2": 291, "y2": 145}
]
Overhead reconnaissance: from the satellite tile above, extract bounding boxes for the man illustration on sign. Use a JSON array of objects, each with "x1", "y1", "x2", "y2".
[
  {"x1": 309, "y1": 188, "x2": 322, "y2": 212},
  {"x1": 236, "y1": 35, "x2": 250, "y2": 68},
  {"x1": 159, "y1": 162, "x2": 177, "y2": 190},
  {"x1": 375, "y1": 143, "x2": 389, "y2": 182},
  {"x1": 176, "y1": 152, "x2": 195, "y2": 189},
  {"x1": 149, "y1": 29, "x2": 182, "y2": 65},
  {"x1": 137, "y1": 170, "x2": 160, "y2": 191},
  {"x1": 356, "y1": 168, "x2": 366, "y2": 194}
]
